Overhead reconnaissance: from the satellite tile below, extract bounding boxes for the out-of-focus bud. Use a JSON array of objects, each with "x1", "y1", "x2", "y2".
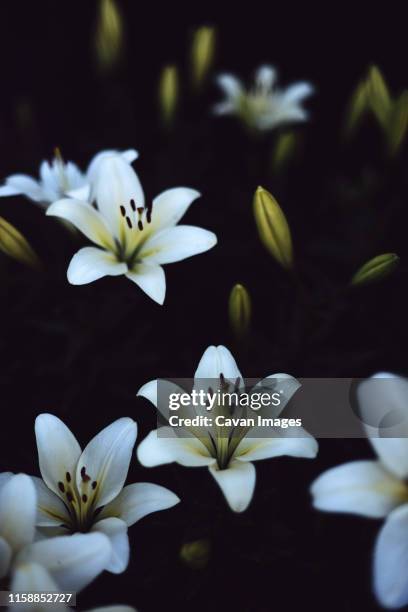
[
  {"x1": 94, "y1": 0, "x2": 124, "y2": 73},
  {"x1": 0, "y1": 217, "x2": 41, "y2": 269},
  {"x1": 345, "y1": 80, "x2": 369, "y2": 136},
  {"x1": 367, "y1": 65, "x2": 392, "y2": 128},
  {"x1": 351, "y1": 253, "x2": 399, "y2": 287},
  {"x1": 253, "y1": 186, "x2": 293, "y2": 270},
  {"x1": 229, "y1": 283, "x2": 251, "y2": 338},
  {"x1": 271, "y1": 131, "x2": 297, "y2": 173},
  {"x1": 179, "y1": 539, "x2": 211, "y2": 569},
  {"x1": 159, "y1": 65, "x2": 179, "y2": 127},
  {"x1": 387, "y1": 90, "x2": 408, "y2": 156},
  {"x1": 191, "y1": 26, "x2": 216, "y2": 89}
]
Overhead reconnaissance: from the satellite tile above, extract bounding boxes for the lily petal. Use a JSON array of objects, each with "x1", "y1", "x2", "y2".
[
  {"x1": 47, "y1": 199, "x2": 115, "y2": 250},
  {"x1": 91, "y1": 517, "x2": 129, "y2": 574},
  {"x1": 194, "y1": 345, "x2": 243, "y2": 381},
  {"x1": 16, "y1": 532, "x2": 111, "y2": 592},
  {"x1": 0, "y1": 536, "x2": 11, "y2": 579},
  {"x1": 126, "y1": 263, "x2": 166, "y2": 305},
  {"x1": 93, "y1": 155, "x2": 144, "y2": 239},
  {"x1": 11, "y1": 562, "x2": 59, "y2": 598},
  {"x1": 282, "y1": 82, "x2": 314, "y2": 104},
  {"x1": 0, "y1": 474, "x2": 36, "y2": 553},
  {"x1": 255, "y1": 65, "x2": 277, "y2": 90},
  {"x1": 236, "y1": 427, "x2": 318, "y2": 462},
  {"x1": 149, "y1": 188, "x2": 201, "y2": 233},
  {"x1": 67, "y1": 247, "x2": 128, "y2": 285},
  {"x1": 86, "y1": 149, "x2": 139, "y2": 181},
  {"x1": 139, "y1": 225, "x2": 217, "y2": 265},
  {"x1": 311, "y1": 460, "x2": 408, "y2": 519},
  {"x1": 209, "y1": 460, "x2": 256, "y2": 512},
  {"x1": 77, "y1": 418, "x2": 137, "y2": 508},
  {"x1": 216, "y1": 74, "x2": 243, "y2": 100},
  {"x1": 0, "y1": 472, "x2": 12, "y2": 491},
  {"x1": 35, "y1": 414, "x2": 82, "y2": 499},
  {"x1": 0, "y1": 174, "x2": 43, "y2": 201},
  {"x1": 32, "y1": 476, "x2": 71, "y2": 527},
  {"x1": 137, "y1": 428, "x2": 214, "y2": 468},
  {"x1": 374, "y1": 503, "x2": 408, "y2": 608},
  {"x1": 99, "y1": 482, "x2": 180, "y2": 526}
]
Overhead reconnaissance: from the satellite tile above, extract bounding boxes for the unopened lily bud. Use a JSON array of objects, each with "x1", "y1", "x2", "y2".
[
  {"x1": 159, "y1": 65, "x2": 179, "y2": 127},
  {"x1": 229, "y1": 283, "x2": 251, "y2": 338},
  {"x1": 0, "y1": 216, "x2": 41, "y2": 269},
  {"x1": 272, "y1": 131, "x2": 297, "y2": 173},
  {"x1": 180, "y1": 539, "x2": 211, "y2": 569},
  {"x1": 351, "y1": 253, "x2": 399, "y2": 287},
  {"x1": 253, "y1": 186, "x2": 293, "y2": 270},
  {"x1": 387, "y1": 90, "x2": 408, "y2": 156},
  {"x1": 368, "y1": 65, "x2": 392, "y2": 128},
  {"x1": 191, "y1": 26, "x2": 216, "y2": 89},
  {"x1": 94, "y1": 0, "x2": 123, "y2": 73}
]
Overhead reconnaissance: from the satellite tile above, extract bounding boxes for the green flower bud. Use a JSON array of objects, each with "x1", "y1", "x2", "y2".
[
  {"x1": 94, "y1": 0, "x2": 123, "y2": 73},
  {"x1": 229, "y1": 283, "x2": 251, "y2": 338},
  {"x1": 0, "y1": 216, "x2": 41, "y2": 269},
  {"x1": 180, "y1": 539, "x2": 211, "y2": 569},
  {"x1": 159, "y1": 65, "x2": 179, "y2": 127},
  {"x1": 351, "y1": 253, "x2": 399, "y2": 286},
  {"x1": 191, "y1": 26, "x2": 216, "y2": 89},
  {"x1": 253, "y1": 186, "x2": 293, "y2": 270}
]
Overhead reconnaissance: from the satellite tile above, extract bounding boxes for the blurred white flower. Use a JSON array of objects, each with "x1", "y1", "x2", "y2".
[
  {"x1": 0, "y1": 148, "x2": 138, "y2": 207},
  {"x1": 214, "y1": 65, "x2": 314, "y2": 132},
  {"x1": 137, "y1": 345, "x2": 318, "y2": 512},
  {"x1": 0, "y1": 473, "x2": 111, "y2": 593},
  {"x1": 46, "y1": 155, "x2": 217, "y2": 304},
  {"x1": 33, "y1": 414, "x2": 179, "y2": 575},
  {"x1": 311, "y1": 373, "x2": 408, "y2": 609}
]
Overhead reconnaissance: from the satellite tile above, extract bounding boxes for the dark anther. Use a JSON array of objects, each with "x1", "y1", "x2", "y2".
[
  {"x1": 126, "y1": 216, "x2": 133, "y2": 229},
  {"x1": 130, "y1": 199, "x2": 136, "y2": 211},
  {"x1": 220, "y1": 373, "x2": 225, "y2": 385},
  {"x1": 82, "y1": 494, "x2": 88, "y2": 503},
  {"x1": 92, "y1": 481, "x2": 97, "y2": 490},
  {"x1": 138, "y1": 220, "x2": 143, "y2": 231},
  {"x1": 137, "y1": 207, "x2": 144, "y2": 215},
  {"x1": 66, "y1": 472, "x2": 71, "y2": 482},
  {"x1": 146, "y1": 209, "x2": 152, "y2": 223},
  {"x1": 67, "y1": 491, "x2": 74, "y2": 503},
  {"x1": 80, "y1": 466, "x2": 91, "y2": 482},
  {"x1": 120, "y1": 205, "x2": 126, "y2": 217},
  {"x1": 58, "y1": 481, "x2": 65, "y2": 493}
]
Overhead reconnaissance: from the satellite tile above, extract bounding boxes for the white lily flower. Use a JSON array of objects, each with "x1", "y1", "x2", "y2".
[
  {"x1": 310, "y1": 373, "x2": 408, "y2": 609},
  {"x1": 46, "y1": 155, "x2": 217, "y2": 304},
  {"x1": 33, "y1": 414, "x2": 179, "y2": 574},
  {"x1": 0, "y1": 148, "x2": 138, "y2": 207},
  {"x1": 214, "y1": 65, "x2": 314, "y2": 132},
  {"x1": 0, "y1": 473, "x2": 111, "y2": 593},
  {"x1": 137, "y1": 345, "x2": 318, "y2": 513}
]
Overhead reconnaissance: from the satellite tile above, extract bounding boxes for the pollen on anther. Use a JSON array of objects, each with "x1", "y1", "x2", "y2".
[
  {"x1": 120, "y1": 205, "x2": 126, "y2": 217},
  {"x1": 138, "y1": 220, "x2": 143, "y2": 231},
  {"x1": 146, "y1": 210, "x2": 152, "y2": 223},
  {"x1": 80, "y1": 466, "x2": 91, "y2": 482},
  {"x1": 67, "y1": 491, "x2": 74, "y2": 503},
  {"x1": 126, "y1": 216, "x2": 133, "y2": 229},
  {"x1": 66, "y1": 472, "x2": 71, "y2": 482},
  {"x1": 58, "y1": 481, "x2": 65, "y2": 493},
  {"x1": 130, "y1": 199, "x2": 136, "y2": 212},
  {"x1": 82, "y1": 494, "x2": 88, "y2": 503},
  {"x1": 92, "y1": 481, "x2": 97, "y2": 490}
]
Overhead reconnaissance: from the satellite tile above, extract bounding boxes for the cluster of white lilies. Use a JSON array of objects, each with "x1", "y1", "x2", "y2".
[{"x1": 0, "y1": 65, "x2": 406, "y2": 611}]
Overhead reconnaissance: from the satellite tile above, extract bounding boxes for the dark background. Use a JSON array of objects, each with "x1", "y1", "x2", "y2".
[{"x1": 1, "y1": 2, "x2": 407, "y2": 610}]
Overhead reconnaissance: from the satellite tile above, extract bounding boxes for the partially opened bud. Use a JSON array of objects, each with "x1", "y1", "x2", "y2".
[
  {"x1": 351, "y1": 253, "x2": 399, "y2": 287},
  {"x1": 271, "y1": 131, "x2": 297, "y2": 173},
  {"x1": 0, "y1": 216, "x2": 41, "y2": 269},
  {"x1": 229, "y1": 283, "x2": 251, "y2": 338},
  {"x1": 253, "y1": 186, "x2": 293, "y2": 270},
  {"x1": 180, "y1": 539, "x2": 211, "y2": 569},
  {"x1": 94, "y1": 0, "x2": 123, "y2": 73},
  {"x1": 159, "y1": 65, "x2": 179, "y2": 127},
  {"x1": 368, "y1": 65, "x2": 392, "y2": 128},
  {"x1": 191, "y1": 26, "x2": 216, "y2": 89}
]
